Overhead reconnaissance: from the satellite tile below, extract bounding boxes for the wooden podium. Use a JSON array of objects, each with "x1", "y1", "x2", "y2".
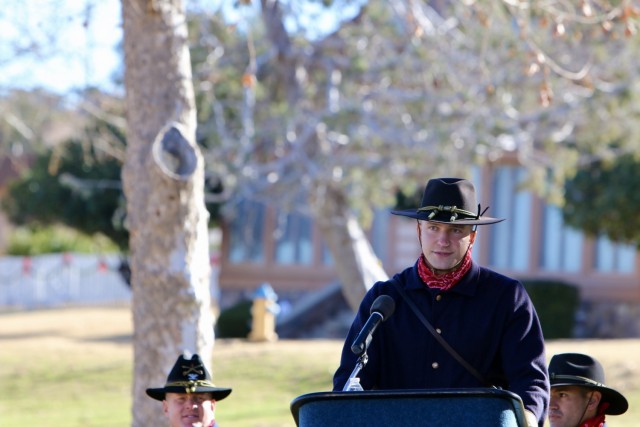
[{"x1": 291, "y1": 388, "x2": 528, "y2": 426}]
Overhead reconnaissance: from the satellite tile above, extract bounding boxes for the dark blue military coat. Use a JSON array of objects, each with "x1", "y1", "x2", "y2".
[{"x1": 333, "y1": 260, "x2": 550, "y2": 426}]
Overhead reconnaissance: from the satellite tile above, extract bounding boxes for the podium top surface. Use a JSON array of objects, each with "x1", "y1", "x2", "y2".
[{"x1": 291, "y1": 388, "x2": 528, "y2": 427}]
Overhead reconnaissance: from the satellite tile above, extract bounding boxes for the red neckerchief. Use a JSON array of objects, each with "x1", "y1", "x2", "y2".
[
  {"x1": 417, "y1": 246, "x2": 473, "y2": 291},
  {"x1": 581, "y1": 403, "x2": 608, "y2": 427}
]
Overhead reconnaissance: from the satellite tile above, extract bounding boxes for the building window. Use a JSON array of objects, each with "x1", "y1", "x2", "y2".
[
  {"x1": 228, "y1": 200, "x2": 265, "y2": 263},
  {"x1": 274, "y1": 212, "x2": 313, "y2": 265},
  {"x1": 322, "y1": 242, "x2": 334, "y2": 266},
  {"x1": 540, "y1": 205, "x2": 583, "y2": 272},
  {"x1": 595, "y1": 235, "x2": 635, "y2": 274},
  {"x1": 489, "y1": 166, "x2": 532, "y2": 271},
  {"x1": 370, "y1": 208, "x2": 390, "y2": 264}
]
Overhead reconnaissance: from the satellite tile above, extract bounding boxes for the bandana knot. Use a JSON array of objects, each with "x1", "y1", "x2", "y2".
[{"x1": 417, "y1": 248, "x2": 473, "y2": 291}]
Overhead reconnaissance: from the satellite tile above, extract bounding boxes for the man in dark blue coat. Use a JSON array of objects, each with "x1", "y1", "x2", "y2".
[{"x1": 333, "y1": 177, "x2": 549, "y2": 426}]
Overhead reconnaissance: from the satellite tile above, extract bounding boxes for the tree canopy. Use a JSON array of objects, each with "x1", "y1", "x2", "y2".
[
  {"x1": 190, "y1": 0, "x2": 640, "y2": 220},
  {"x1": 3, "y1": 1, "x2": 639, "y2": 244},
  {"x1": 564, "y1": 153, "x2": 640, "y2": 246},
  {"x1": 2, "y1": 138, "x2": 127, "y2": 249},
  {"x1": 3, "y1": 0, "x2": 639, "y2": 304}
]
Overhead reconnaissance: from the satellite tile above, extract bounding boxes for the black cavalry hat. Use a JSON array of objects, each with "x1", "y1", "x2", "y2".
[
  {"x1": 549, "y1": 353, "x2": 628, "y2": 415},
  {"x1": 146, "y1": 353, "x2": 232, "y2": 402},
  {"x1": 391, "y1": 177, "x2": 504, "y2": 225}
]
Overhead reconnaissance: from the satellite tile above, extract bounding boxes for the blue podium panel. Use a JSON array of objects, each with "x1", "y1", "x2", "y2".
[{"x1": 291, "y1": 388, "x2": 528, "y2": 427}]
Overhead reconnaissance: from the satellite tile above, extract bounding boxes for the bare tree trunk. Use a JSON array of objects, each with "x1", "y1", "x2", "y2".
[
  {"x1": 313, "y1": 185, "x2": 388, "y2": 310},
  {"x1": 121, "y1": 1, "x2": 213, "y2": 426},
  {"x1": 259, "y1": 0, "x2": 386, "y2": 310}
]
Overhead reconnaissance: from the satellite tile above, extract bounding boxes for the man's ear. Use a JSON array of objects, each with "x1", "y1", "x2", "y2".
[
  {"x1": 162, "y1": 400, "x2": 170, "y2": 416},
  {"x1": 588, "y1": 391, "x2": 603, "y2": 409}
]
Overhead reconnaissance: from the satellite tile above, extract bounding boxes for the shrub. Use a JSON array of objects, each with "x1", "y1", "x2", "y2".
[
  {"x1": 216, "y1": 299, "x2": 252, "y2": 338},
  {"x1": 522, "y1": 280, "x2": 580, "y2": 339},
  {"x1": 7, "y1": 225, "x2": 119, "y2": 255}
]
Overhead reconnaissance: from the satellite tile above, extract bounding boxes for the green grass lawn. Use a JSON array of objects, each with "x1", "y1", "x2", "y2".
[
  {"x1": 1, "y1": 306, "x2": 639, "y2": 426},
  {"x1": 0, "y1": 306, "x2": 340, "y2": 427},
  {"x1": 0, "y1": 345, "x2": 338, "y2": 427}
]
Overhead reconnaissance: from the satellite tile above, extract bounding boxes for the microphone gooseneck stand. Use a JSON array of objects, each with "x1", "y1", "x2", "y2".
[
  {"x1": 342, "y1": 294, "x2": 396, "y2": 391},
  {"x1": 342, "y1": 352, "x2": 368, "y2": 391}
]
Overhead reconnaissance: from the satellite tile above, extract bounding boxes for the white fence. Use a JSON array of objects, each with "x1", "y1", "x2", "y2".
[
  {"x1": 0, "y1": 253, "x2": 131, "y2": 309},
  {"x1": 0, "y1": 253, "x2": 221, "y2": 309}
]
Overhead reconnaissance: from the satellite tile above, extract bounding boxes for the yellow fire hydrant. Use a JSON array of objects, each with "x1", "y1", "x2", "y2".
[{"x1": 248, "y1": 283, "x2": 279, "y2": 342}]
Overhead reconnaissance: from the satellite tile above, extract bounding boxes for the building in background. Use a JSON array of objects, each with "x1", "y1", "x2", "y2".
[{"x1": 218, "y1": 164, "x2": 640, "y2": 337}]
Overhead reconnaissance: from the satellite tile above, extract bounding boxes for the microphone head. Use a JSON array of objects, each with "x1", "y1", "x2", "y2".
[{"x1": 370, "y1": 295, "x2": 395, "y2": 320}]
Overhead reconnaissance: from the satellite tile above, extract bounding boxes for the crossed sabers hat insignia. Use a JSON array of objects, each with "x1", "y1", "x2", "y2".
[{"x1": 183, "y1": 362, "x2": 204, "y2": 380}]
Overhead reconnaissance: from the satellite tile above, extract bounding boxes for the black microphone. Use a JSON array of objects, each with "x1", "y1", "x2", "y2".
[{"x1": 350, "y1": 295, "x2": 395, "y2": 356}]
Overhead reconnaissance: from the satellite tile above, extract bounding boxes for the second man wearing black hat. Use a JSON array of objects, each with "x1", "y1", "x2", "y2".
[
  {"x1": 548, "y1": 353, "x2": 628, "y2": 427},
  {"x1": 147, "y1": 353, "x2": 232, "y2": 427}
]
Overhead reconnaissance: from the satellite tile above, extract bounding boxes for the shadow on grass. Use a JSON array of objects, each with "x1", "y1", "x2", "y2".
[
  {"x1": 81, "y1": 333, "x2": 132, "y2": 344},
  {"x1": 0, "y1": 330, "x2": 58, "y2": 340}
]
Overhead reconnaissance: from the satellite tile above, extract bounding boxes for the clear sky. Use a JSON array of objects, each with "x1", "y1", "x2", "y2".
[
  {"x1": 0, "y1": 0, "x2": 123, "y2": 95},
  {"x1": 0, "y1": 0, "x2": 361, "y2": 96}
]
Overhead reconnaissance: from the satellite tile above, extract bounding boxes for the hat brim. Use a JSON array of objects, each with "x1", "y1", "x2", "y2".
[
  {"x1": 146, "y1": 386, "x2": 232, "y2": 402},
  {"x1": 550, "y1": 381, "x2": 628, "y2": 415},
  {"x1": 390, "y1": 208, "x2": 505, "y2": 225}
]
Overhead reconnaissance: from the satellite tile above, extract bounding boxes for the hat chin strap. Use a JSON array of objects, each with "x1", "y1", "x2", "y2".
[{"x1": 575, "y1": 390, "x2": 596, "y2": 427}]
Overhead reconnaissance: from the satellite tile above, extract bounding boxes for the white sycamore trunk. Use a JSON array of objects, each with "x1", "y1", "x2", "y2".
[
  {"x1": 121, "y1": 1, "x2": 214, "y2": 425},
  {"x1": 313, "y1": 185, "x2": 389, "y2": 310}
]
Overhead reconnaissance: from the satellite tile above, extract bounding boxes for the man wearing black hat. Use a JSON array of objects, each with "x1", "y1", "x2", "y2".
[
  {"x1": 333, "y1": 177, "x2": 549, "y2": 426},
  {"x1": 147, "y1": 353, "x2": 232, "y2": 427},
  {"x1": 548, "y1": 353, "x2": 628, "y2": 427}
]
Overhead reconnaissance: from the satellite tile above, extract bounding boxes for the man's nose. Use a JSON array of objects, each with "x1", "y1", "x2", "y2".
[{"x1": 436, "y1": 231, "x2": 450, "y2": 244}]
